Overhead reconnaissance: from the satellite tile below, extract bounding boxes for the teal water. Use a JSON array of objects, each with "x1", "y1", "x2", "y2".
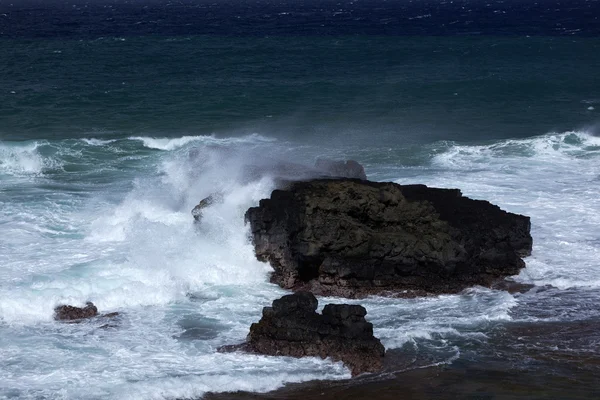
[{"x1": 2, "y1": 36, "x2": 599, "y2": 142}]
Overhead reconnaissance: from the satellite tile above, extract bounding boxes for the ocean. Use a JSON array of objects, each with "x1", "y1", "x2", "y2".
[{"x1": 1, "y1": 0, "x2": 600, "y2": 399}]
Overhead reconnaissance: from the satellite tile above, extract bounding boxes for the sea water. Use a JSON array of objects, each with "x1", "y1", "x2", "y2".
[{"x1": 1, "y1": 1, "x2": 600, "y2": 398}]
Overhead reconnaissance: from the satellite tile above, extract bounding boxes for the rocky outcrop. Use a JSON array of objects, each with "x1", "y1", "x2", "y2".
[
  {"x1": 219, "y1": 292, "x2": 385, "y2": 376},
  {"x1": 54, "y1": 302, "x2": 98, "y2": 321},
  {"x1": 245, "y1": 179, "x2": 532, "y2": 298}
]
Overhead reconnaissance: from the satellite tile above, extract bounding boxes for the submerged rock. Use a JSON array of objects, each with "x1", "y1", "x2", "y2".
[
  {"x1": 245, "y1": 179, "x2": 533, "y2": 298},
  {"x1": 54, "y1": 302, "x2": 99, "y2": 321},
  {"x1": 219, "y1": 292, "x2": 385, "y2": 376},
  {"x1": 491, "y1": 279, "x2": 536, "y2": 294}
]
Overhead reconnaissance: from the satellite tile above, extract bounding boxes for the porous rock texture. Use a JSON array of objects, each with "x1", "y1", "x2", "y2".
[
  {"x1": 220, "y1": 291, "x2": 385, "y2": 376},
  {"x1": 245, "y1": 179, "x2": 532, "y2": 298},
  {"x1": 54, "y1": 302, "x2": 99, "y2": 321}
]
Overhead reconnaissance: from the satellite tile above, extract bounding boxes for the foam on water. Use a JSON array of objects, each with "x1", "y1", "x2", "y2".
[
  {"x1": 1, "y1": 136, "x2": 281, "y2": 324},
  {"x1": 320, "y1": 286, "x2": 516, "y2": 351},
  {"x1": 399, "y1": 131, "x2": 600, "y2": 293},
  {"x1": 129, "y1": 134, "x2": 276, "y2": 151},
  {"x1": 1, "y1": 134, "x2": 358, "y2": 398},
  {"x1": 0, "y1": 140, "x2": 62, "y2": 176},
  {"x1": 81, "y1": 138, "x2": 117, "y2": 146}
]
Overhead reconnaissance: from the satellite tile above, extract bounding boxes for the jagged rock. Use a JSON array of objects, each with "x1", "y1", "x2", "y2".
[
  {"x1": 245, "y1": 179, "x2": 533, "y2": 298},
  {"x1": 219, "y1": 292, "x2": 385, "y2": 376},
  {"x1": 315, "y1": 158, "x2": 367, "y2": 180},
  {"x1": 192, "y1": 193, "x2": 223, "y2": 222},
  {"x1": 54, "y1": 302, "x2": 99, "y2": 321}
]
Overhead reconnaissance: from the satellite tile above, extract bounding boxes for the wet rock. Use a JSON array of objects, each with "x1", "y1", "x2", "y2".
[
  {"x1": 54, "y1": 302, "x2": 98, "y2": 321},
  {"x1": 219, "y1": 292, "x2": 385, "y2": 376},
  {"x1": 245, "y1": 179, "x2": 533, "y2": 298},
  {"x1": 192, "y1": 193, "x2": 223, "y2": 222}
]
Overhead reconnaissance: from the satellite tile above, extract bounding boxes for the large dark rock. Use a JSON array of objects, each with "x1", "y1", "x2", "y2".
[
  {"x1": 220, "y1": 292, "x2": 385, "y2": 376},
  {"x1": 245, "y1": 179, "x2": 533, "y2": 298},
  {"x1": 54, "y1": 302, "x2": 98, "y2": 321}
]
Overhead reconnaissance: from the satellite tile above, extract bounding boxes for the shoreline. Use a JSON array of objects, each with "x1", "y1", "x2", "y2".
[
  {"x1": 206, "y1": 318, "x2": 600, "y2": 400},
  {"x1": 206, "y1": 357, "x2": 600, "y2": 400}
]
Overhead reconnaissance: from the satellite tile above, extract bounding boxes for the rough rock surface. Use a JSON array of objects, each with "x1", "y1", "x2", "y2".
[
  {"x1": 192, "y1": 193, "x2": 223, "y2": 222},
  {"x1": 54, "y1": 302, "x2": 99, "y2": 321},
  {"x1": 245, "y1": 179, "x2": 533, "y2": 297},
  {"x1": 220, "y1": 292, "x2": 385, "y2": 376}
]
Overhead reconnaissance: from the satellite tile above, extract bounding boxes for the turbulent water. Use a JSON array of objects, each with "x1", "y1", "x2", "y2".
[{"x1": 1, "y1": 1, "x2": 600, "y2": 399}]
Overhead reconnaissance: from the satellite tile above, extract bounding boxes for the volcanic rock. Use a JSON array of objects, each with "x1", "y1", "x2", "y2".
[
  {"x1": 245, "y1": 179, "x2": 533, "y2": 298},
  {"x1": 54, "y1": 302, "x2": 99, "y2": 321},
  {"x1": 220, "y1": 292, "x2": 385, "y2": 376}
]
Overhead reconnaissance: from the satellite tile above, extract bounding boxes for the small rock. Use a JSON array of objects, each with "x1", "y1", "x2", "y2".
[
  {"x1": 54, "y1": 302, "x2": 98, "y2": 321},
  {"x1": 219, "y1": 292, "x2": 385, "y2": 376},
  {"x1": 192, "y1": 193, "x2": 223, "y2": 222}
]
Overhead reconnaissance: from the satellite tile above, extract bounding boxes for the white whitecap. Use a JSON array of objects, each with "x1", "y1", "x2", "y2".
[
  {"x1": 80, "y1": 138, "x2": 117, "y2": 146},
  {"x1": 0, "y1": 140, "x2": 61, "y2": 176},
  {"x1": 129, "y1": 133, "x2": 276, "y2": 151}
]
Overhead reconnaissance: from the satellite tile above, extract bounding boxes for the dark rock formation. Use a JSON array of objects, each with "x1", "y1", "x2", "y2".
[
  {"x1": 192, "y1": 193, "x2": 223, "y2": 222},
  {"x1": 219, "y1": 292, "x2": 385, "y2": 376},
  {"x1": 54, "y1": 302, "x2": 120, "y2": 322},
  {"x1": 192, "y1": 159, "x2": 366, "y2": 221},
  {"x1": 245, "y1": 179, "x2": 533, "y2": 298},
  {"x1": 315, "y1": 159, "x2": 367, "y2": 180},
  {"x1": 54, "y1": 302, "x2": 99, "y2": 321}
]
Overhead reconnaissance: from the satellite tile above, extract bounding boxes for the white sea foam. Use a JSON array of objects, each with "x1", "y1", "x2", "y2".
[
  {"x1": 1, "y1": 138, "x2": 349, "y2": 398},
  {"x1": 320, "y1": 287, "x2": 516, "y2": 350},
  {"x1": 80, "y1": 138, "x2": 117, "y2": 146},
  {"x1": 400, "y1": 130, "x2": 600, "y2": 292},
  {"x1": 129, "y1": 133, "x2": 276, "y2": 151},
  {"x1": 2, "y1": 130, "x2": 600, "y2": 398},
  {"x1": 0, "y1": 140, "x2": 60, "y2": 176}
]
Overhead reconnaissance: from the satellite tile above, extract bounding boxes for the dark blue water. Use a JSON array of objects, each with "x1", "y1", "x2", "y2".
[{"x1": 2, "y1": 0, "x2": 600, "y2": 38}]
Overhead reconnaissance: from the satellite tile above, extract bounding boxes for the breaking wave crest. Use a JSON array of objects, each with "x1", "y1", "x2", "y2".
[
  {"x1": 0, "y1": 140, "x2": 61, "y2": 176},
  {"x1": 128, "y1": 133, "x2": 276, "y2": 151},
  {"x1": 396, "y1": 130, "x2": 600, "y2": 292},
  {"x1": 432, "y1": 130, "x2": 600, "y2": 170}
]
